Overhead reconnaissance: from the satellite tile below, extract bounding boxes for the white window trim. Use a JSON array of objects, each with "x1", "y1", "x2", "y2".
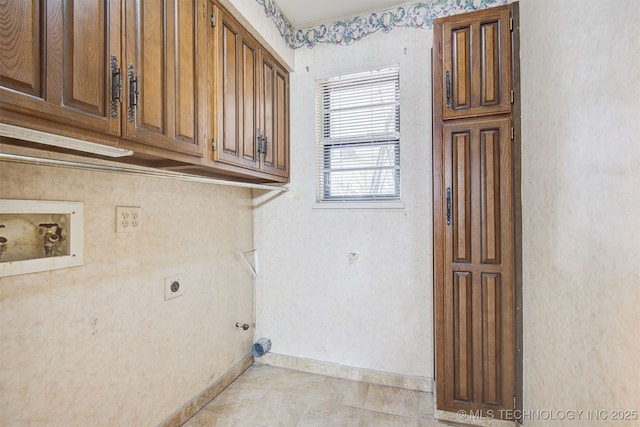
[{"x1": 312, "y1": 201, "x2": 406, "y2": 210}]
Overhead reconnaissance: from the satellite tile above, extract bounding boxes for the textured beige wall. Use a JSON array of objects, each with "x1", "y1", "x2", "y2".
[
  {"x1": 0, "y1": 154, "x2": 255, "y2": 425},
  {"x1": 253, "y1": 27, "x2": 434, "y2": 382},
  {"x1": 3, "y1": 0, "x2": 639, "y2": 423},
  {"x1": 520, "y1": 0, "x2": 640, "y2": 424}
]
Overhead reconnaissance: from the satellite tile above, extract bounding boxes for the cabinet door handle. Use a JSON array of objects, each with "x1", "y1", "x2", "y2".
[
  {"x1": 128, "y1": 64, "x2": 139, "y2": 123},
  {"x1": 110, "y1": 55, "x2": 122, "y2": 118},
  {"x1": 445, "y1": 70, "x2": 451, "y2": 109},
  {"x1": 263, "y1": 136, "x2": 268, "y2": 159},
  {"x1": 446, "y1": 187, "x2": 452, "y2": 225},
  {"x1": 256, "y1": 128, "x2": 263, "y2": 154}
]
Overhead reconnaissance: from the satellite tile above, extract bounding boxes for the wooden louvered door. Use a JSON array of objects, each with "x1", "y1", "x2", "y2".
[
  {"x1": 433, "y1": 2, "x2": 521, "y2": 422},
  {"x1": 439, "y1": 118, "x2": 515, "y2": 418}
]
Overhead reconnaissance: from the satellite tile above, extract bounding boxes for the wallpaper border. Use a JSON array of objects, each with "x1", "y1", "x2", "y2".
[{"x1": 255, "y1": 0, "x2": 510, "y2": 49}]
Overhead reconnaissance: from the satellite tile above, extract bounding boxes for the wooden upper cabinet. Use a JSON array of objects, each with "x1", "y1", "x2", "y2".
[
  {"x1": 435, "y1": 5, "x2": 512, "y2": 120},
  {"x1": 123, "y1": 0, "x2": 205, "y2": 157},
  {"x1": 212, "y1": 6, "x2": 260, "y2": 170},
  {"x1": 0, "y1": 0, "x2": 121, "y2": 135},
  {"x1": 210, "y1": 2, "x2": 289, "y2": 181},
  {"x1": 0, "y1": 0, "x2": 289, "y2": 181},
  {"x1": 259, "y1": 51, "x2": 289, "y2": 178}
]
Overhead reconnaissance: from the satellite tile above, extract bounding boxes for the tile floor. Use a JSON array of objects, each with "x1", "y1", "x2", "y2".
[{"x1": 182, "y1": 363, "x2": 455, "y2": 427}]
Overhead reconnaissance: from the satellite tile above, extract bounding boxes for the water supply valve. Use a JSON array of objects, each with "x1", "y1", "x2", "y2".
[{"x1": 236, "y1": 322, "x2": 250, "y2": 331}]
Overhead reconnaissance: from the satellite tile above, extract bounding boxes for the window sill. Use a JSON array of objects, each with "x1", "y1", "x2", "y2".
[{"x1": 312, "y1": 201, "x2": 405, "y2": 210}]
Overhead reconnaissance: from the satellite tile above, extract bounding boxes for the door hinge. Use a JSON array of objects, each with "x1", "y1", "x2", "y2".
[
  {"x1": 510, "y1": 90, "x2": 514, "y2": 104},
  {"x1": 510, "y1": 17, "x2": 513, "y2": 31},
  {"x1": 511, "y1": 127, "x2": 515, "y2": 140},
  {"x1": 211, "y1": 138, "x2": 216, "y2": 151},
  {"x1": 262, "y1": 136, "x2": 268, "y2": 160},
  {"x1": 210, "y1": 12, "x2": 217, "y2": 27}
]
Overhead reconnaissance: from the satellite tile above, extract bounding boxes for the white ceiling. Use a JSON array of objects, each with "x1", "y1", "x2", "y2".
[{"x1": 275, "y1": 0, "x2": 408, "y2": 28}]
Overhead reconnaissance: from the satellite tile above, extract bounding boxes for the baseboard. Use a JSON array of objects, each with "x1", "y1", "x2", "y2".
[
  {"x1": 257, "y1": 352, "x2": 433, "y2": 392},
  {"x1": 434, "y1": 408, "x2": 519, "y2": 427},
  {"x1": 159, "y1": 353, "x2": 254, "y2": 427}
]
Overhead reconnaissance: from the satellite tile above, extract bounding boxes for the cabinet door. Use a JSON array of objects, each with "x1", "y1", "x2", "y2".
[
  {"x1": 212, "y1": 6, "x2": 259, "y2": 169},
  {"x1": 0, "y1": 0, "x2": 121, "y2": 135},
  {"x1": 435, "y1": 5, "x2": 512, "y2": 120},
  {"x1": 435, "y1": 117, "x2": 515, "y2": 418},
  {"x1": 124, "y1": 0, "x2": 205, "y2": 157},
  {"x1": 258, "y1": 52, "x2": 289, "y2": 178},
  {"x1": 0, "y1": 0, "x2": 43, "y2": 100}
]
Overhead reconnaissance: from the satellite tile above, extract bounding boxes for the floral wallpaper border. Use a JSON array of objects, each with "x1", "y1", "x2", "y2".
[{"x1": 255, "y1": 0, "x2": 509, "y2": 49}]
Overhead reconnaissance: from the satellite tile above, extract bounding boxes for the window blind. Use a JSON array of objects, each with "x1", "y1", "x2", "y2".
[{"x1": 316, "y1": 66, "x2": 400, "y2": 202}]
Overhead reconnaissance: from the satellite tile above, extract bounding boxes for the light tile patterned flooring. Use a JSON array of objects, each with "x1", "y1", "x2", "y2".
[{"x1": 182, "y1": 364, "x2": 454, "y2": 427}]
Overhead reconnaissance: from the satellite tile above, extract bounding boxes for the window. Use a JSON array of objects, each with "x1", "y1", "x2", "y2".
[{"x1": 316, "y1": 66, "x2": 400, "y2": 203}]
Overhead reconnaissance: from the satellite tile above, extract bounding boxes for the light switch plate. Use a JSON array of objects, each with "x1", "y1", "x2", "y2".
[{"x1": 116, "y1": 206, "x2": 141, "y2": 233}]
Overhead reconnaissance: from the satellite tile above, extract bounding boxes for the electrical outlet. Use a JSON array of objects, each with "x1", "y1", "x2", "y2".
[
  {"x1": 116, "y1": 206, "x2": 142, "y2": 233},
  {"x1": 164, "y1": 274, "x2": 184, "y2": 300}
]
